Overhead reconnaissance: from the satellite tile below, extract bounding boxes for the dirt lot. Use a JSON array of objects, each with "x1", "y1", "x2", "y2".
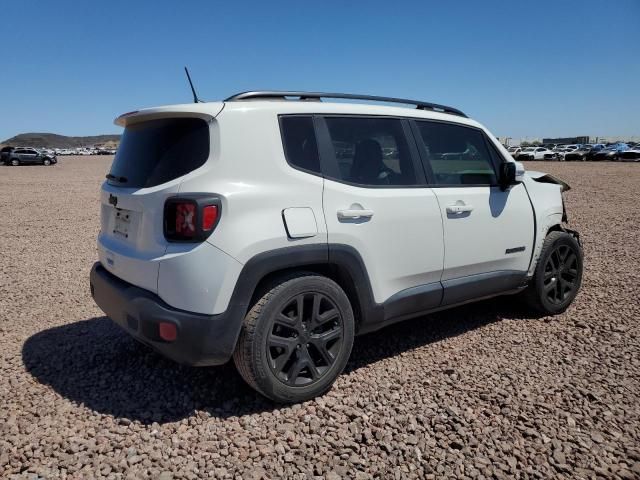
[{"x1": 0, "y1": 157, "x2": 639, "y2": 479}]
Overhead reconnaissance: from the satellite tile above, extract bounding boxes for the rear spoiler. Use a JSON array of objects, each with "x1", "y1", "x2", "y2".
[{"x1": 114, "y1": 102, "x2": 224, "y2": 127}]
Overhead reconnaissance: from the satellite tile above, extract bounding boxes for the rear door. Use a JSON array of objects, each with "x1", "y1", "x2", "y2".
[
  {"x1": 19, "y1": 149, "x2": 37, "y2": 164},
  {"x1": 11, "y1": 149, "x2": 24, "y2": 162},
  {"x1": 412, "y1": 120, "x2": 534, "y2": 305},
  {"x1": 98, "y1": 116, "x2": 212, "y2": 292},
  {"x1": 318, "y1": 115, "x2": 444, "y2": 311}
]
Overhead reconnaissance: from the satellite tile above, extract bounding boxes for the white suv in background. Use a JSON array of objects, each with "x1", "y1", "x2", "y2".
[
  {"x1": 518, "y1": 146, "x2": 557, "y2": 161},
  {"x1": 90, "y1": 91, "x2": 583, "y2": 402}
]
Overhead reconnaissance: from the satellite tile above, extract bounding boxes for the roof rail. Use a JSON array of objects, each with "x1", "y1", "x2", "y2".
[{"x1": 224, "y1": 91, "x2": 467, "y2": 118}]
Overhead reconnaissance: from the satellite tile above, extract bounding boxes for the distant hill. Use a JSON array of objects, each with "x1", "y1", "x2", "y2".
[{"x1": 1, "y1": 132, "x2": 120, "y2": 149}]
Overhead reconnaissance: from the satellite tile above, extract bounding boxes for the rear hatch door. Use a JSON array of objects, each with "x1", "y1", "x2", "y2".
[{"x1": 98, "y1": 110, "x2": 219, "y2": 292}]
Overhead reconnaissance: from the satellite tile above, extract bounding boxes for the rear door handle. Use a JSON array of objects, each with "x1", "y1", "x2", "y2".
[
  {"x1": 446, "y1": 204, "x2": 474, "y2": 214},
  {"x1": 337, "y1": 208, "x2": 374, "y2": 220}
]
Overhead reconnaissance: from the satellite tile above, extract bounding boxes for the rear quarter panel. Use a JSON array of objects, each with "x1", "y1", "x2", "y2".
[{"x1": 179, "y1": 106, "x2": 327, "y2": 265}]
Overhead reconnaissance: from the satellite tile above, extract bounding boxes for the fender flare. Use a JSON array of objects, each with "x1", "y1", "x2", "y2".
[
  {"x1": 527, "y1": 213, "x2": 563, "y2": 276},
  {"x1": 226, "y1": 244, "x2": 382, "y2": 332}
]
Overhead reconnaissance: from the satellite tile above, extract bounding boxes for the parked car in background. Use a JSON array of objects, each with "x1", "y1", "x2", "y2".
[
  {"x1": 593, "y1": 143, "x2": 630, "y2": 161},
  {"x1": 507, "y1": 146, "x2": 522, "y2": 158},
  {"x1": 6, "y1": 147, "x2": 57, "y2": 166},
  {"x1": 618, "y1": 145, "x2": 640, "y2": 162},
  {"x1": 1, "y1": 146, "x2": 15, "y2": 165},
  {"x1": 565, "y1": 145, "x2": 593, "y2": 161},
  {"x1": 517, "y1": 147, "x2": 535, "y2": 159},
  {"x1": 518, "y1": 146, "x2": 557, "y2": 160},
  {"x1": 97, "y1": 148, "x2": 117, "y2": 155},
  {"x1": 554, "y1": 144, "x2": 581, "y2": 161},
  {"x1": 584, "y1": 144, "x2": 607, "y2": 161}
]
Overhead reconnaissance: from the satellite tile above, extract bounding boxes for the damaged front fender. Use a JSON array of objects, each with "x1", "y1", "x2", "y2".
[{"x1": 527, "y1": 171, "x2": 571, "y2": 192}]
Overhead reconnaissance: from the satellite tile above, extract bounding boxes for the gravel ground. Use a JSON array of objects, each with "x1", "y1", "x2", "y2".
[{"x1": 1, "y1": 157, "x2": 639, "y2": 479}]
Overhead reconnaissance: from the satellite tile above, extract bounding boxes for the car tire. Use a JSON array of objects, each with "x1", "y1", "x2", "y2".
[
  {"x1": 43, "y1": 159, "x2": 51, "y2": 166},
  {"x1": 233, "y1": 272, "x2": 355, "y2": 403},
  {"x1": 10, "y1": 159, "x2": 19, "y2": 166},
  {"x1": 521, "y1": 231, "x2": 583, "y2": 315}
]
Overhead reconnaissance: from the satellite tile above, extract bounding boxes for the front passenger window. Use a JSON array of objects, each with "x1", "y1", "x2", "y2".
[{"x1": 415, "y1": 121, "x2": 498, "y2": 185}]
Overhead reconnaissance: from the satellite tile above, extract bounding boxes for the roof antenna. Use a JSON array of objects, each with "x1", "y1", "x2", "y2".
[{"x1": 184, "y1": 67, "x2": 202, "y2": 103}]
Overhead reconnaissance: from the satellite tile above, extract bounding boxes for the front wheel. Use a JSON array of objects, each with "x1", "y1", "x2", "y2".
[
  {"x1": 233, "y1": 273, "x2": 355, "y2": 403},
  {"x1": 43, "y1": 158, "x2": 51, "y2": 166},
  {"x1": 11, "y1": 159, "x2": 19, "y2": 166},
  {"x1": 521, "y1": 231, "x2": 583, "y2": 315}
]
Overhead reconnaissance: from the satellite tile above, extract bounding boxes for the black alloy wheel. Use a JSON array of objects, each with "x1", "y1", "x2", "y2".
[
  {"x1": 267, "y1": 292, "x2": 344, "y2": 387},
  {"x1": 233, "y1": 273, "x2": 355, "y2": 403},
  {"x1": 542, "y1": 244, "x2": 579, "y2": 305},
  {"x1": 521, "y1": 231, "x2": 583, "y2": 315}
]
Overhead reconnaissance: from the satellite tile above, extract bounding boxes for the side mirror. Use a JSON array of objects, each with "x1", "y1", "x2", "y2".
[
  {"x1": 514, "y1": 161, "x2": 525, "y2": 182},
  {"x1": 499, "y1": 162, "x2": 517, "y2": 191}
]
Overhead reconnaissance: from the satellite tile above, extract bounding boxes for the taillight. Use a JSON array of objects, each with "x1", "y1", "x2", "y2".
[
  {"x1": 202, "y1": 205, "x2": 219, "y2": 231},
  {"x1": 176, "y1": 203, "x2": 197, "y2": 236},
  {"x1": 164, "y1": 195, "x2": 221, "y2": 242}
]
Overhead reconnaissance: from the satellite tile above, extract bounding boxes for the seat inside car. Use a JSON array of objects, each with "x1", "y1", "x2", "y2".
[{"x1": 350, "y1": 139, "x2": 393, "y2": 185}]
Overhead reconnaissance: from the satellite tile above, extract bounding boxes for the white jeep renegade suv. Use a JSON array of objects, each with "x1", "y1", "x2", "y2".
[{"x1": 90, "y1": 91, "x2": 583, "y2": 403}]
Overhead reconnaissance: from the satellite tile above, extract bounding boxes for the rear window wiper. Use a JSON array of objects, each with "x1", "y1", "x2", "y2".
[{"x1": 106, "y1": 173, "x2": 128, "y2": 183}]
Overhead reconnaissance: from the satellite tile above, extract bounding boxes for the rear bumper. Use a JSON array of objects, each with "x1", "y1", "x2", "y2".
[{"x1": 90, "y1": 262, "x2": 244, "y2": 366}]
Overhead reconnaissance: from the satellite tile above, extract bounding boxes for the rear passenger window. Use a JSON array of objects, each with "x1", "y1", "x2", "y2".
[
  {"x1": 280, "y1": 116, "x2": 321, "y2": 174},
  {"x1": 324, "y1": 117, "x2": 417, "y2": 186},
  {"x1": 416, "y1": 121, "x2": 498, "y2": 185}
]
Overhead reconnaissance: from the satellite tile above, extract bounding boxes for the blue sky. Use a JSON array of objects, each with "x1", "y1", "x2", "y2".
[{"x1": 1, "y1": 0, "x2": 639, "y2": 140}]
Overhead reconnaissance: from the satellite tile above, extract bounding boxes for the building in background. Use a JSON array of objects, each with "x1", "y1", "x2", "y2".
[{"x1": 542, "y1": 136, "x2": 590, "y2": 145}]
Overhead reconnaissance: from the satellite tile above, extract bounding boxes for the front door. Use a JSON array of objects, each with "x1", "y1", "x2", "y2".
[
  {"x1": 412, "y1": 119, "x2": 534, "y2": 305},
  {"x1": 317, "y1": 116, "x2": 444, "y2": 310}
]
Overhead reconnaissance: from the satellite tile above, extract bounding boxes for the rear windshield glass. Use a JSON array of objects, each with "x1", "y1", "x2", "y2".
[{"x1": 108, "y1": 117, "x2": 209, "y2": 188}]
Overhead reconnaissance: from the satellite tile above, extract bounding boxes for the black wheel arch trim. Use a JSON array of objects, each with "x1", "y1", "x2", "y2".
[{"x1": 228, "y1": 244, "x2": 381, "y2": 334}]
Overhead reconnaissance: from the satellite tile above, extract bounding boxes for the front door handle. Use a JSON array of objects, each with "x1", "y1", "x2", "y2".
[
  {"x1": 446, "y1": 203, "x2": 474, "y2": 214},
  {"x1": 337, "y1": 208, "x2": 374, "y2": 220}
]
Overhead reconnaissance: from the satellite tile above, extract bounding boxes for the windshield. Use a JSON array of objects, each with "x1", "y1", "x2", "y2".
[{"x1": 108, "y1": 117, "x2": 210, "y2": 188}]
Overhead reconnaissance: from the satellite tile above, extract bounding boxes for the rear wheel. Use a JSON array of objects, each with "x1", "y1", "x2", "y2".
[
  {"x1": 522, "y1": 231, "x2": 583, "y2": 315},
  {"x1": 233, "y1": 273, "x2": 355, "y2": 403}
]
